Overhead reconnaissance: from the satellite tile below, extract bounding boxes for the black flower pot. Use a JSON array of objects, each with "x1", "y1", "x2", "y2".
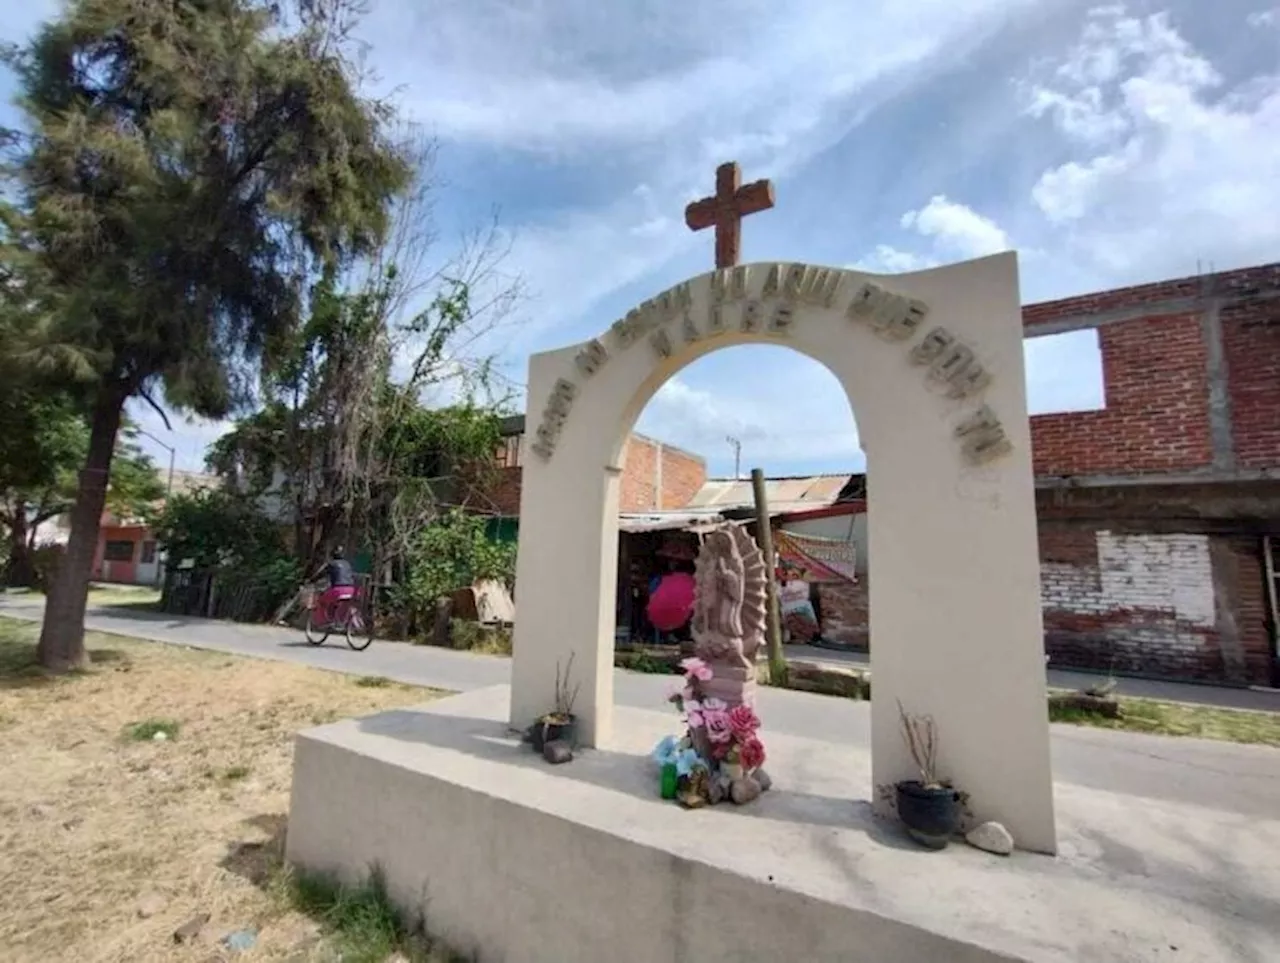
[
  {"x1": 896, "y1": 780, "x2": 961, "y2": 850},
  {"x1": 529, "y1": 714, "x2": 578, "y2": 752}
]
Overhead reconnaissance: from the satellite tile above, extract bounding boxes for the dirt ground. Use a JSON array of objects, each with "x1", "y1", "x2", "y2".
[{"x1": 0, "y1": 617, "x2": 442, "y2": 963}]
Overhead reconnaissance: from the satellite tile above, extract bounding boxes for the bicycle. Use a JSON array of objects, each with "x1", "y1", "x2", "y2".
[{"x1": 302, "y1": 584, "x2": 375, "y2": 651}]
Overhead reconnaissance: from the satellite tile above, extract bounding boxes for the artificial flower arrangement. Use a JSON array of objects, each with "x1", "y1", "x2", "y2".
[{"x1": 651, "y1": 657, "x2": 768, "y2": 807}]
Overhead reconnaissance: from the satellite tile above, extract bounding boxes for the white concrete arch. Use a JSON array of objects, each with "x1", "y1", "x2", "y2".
[{"x1": 509, "y1": 252, "x2": 1056, "y2": 853}]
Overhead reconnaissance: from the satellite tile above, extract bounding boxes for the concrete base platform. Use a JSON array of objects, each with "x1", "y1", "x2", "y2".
[{"x1": 286, "y1": 687, "x2": 1280, "y2": 963}]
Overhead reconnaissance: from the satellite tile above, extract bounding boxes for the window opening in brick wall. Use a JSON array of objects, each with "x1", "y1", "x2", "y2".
[
  {"x1": 1024, "y1": 329, "x2": 1105, "y2": 414},
  {"x1": 141, "y1": 540, "x2": 157, "y2": 564}
]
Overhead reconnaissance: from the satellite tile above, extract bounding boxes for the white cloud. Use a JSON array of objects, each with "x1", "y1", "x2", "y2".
[
  {"x1": 1019, "y1": 5, "x2": 1280, "y2": 279},
  {"x1": 848, "y1": 245, "x2": 939, "y2": 274},
  {"x1": 352, "y1": 0, "x2": 1041, "y2": 352},
  {"x1": 849, "y1": 195, "x2": 1011, "y2": 274},
  {"x1": 1246, "y1": 8, "x2": 1278, "y2": 28},
  {"x1": 900, "y1": 195, "x2": 1012, "y2": 258},
  {"x1": 366, "y1": 1, "x2": 1030, "y2": 156}
]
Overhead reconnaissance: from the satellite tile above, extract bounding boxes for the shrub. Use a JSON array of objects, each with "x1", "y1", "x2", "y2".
[
  {"x1": 30, "y1": 543, "x2": 65, "y2": 592},
  {"x1": 397, "y1": 510, "x2": 515, "y2": 628}
]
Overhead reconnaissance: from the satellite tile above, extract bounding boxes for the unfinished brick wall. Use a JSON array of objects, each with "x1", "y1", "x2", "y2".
[
  {"x1": 1030, "y1": 314, "x2": 1212, "y2": 476},
  {"x1": 1221, "y1": 287, "x2": 1280, "y2": 468},
  {"x1": 489, "y1": 432, "x2": 707, "y2": 516},
  {"x1": 814, "y1": 580, "x2": 868, "y2": 649},
  {"x1": 1038, "y1": 524, "x2": 1271, "y2": 685},
  {"x1": 618, "y1": 435, "x2": 707, "y2": 512},
  {"x1": 1026, "y1": 261, "x2": 1280, "y2": 478},
  {"x1": 813, "y1": 509, "x2": 1273, "y2": 684}
]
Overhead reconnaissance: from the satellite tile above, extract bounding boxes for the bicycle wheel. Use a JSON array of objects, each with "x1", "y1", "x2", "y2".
[
  {"x1": 303, "y1": 608, "x2": 329, "y2": 646},
  {"x1": 344, "y1": 600, "x2": 374, "y2": 651}
]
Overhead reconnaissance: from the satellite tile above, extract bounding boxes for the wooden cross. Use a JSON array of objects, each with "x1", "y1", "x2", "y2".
[{"x1": 684, "y1": 161, "x2": 775, "y2": 269}]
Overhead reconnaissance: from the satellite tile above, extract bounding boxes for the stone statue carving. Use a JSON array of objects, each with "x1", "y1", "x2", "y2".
[{"x1": 691, "y1": 525, "x2": 768, "y2": 707}]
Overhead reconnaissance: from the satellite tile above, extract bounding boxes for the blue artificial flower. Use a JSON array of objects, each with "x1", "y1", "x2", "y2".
[
  {"x1": 675, "y1": 747, "x2": 707, "y2": 778},
  {"x1": 651, "y1": 735, "x2": 679, "y2": 768}
]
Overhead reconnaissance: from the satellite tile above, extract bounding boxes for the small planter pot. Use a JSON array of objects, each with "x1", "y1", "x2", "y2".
[
  {"x1": 530, "y1": 714, "x2": 578, "y2": 752},
  {"x1": 895, "y1": 781, "x2": 961, "y2": 850}
]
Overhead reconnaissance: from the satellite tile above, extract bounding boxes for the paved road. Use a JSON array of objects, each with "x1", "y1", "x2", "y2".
[
  {"x1": 788, "y1": 643, "x2": 1280, "y2": 711},
  {"x1": 4, "y1": 597, "x2": 1279, "y2": 820}
]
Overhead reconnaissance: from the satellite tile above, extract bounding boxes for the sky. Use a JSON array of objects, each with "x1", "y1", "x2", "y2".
[{"x1": 3, "y1": 0, "x2": 1279, "y2": 479}]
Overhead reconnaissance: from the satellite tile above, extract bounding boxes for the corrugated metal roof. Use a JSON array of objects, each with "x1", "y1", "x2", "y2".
[{"x1": 685, "y1": 474, "x2": 856, "y2": 514}]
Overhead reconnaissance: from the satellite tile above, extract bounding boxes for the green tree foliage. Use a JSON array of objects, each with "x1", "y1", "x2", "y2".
[
  {"x1": 397, "y1": 509, "x2": 515, "y2": 630},
  {"x1": 208, "y1": 278, "x2": 512, "y2": 579},
  {"x1": 150, "y1": 487, "x2": 299, "y2": 618},
  {"x1": 0, "y1": 385, "x2": 163, "y2": 587},
  {"x1": 2, "y1": 0, "x2": 411, "y2": 669},
  {"x1": 151, "y1": 488, "x2": 289, "y2": 573}
]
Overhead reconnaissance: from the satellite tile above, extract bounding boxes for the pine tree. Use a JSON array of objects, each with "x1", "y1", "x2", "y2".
[{"x1": 2, "y1": 0, "x2": 411, "y2": 669}]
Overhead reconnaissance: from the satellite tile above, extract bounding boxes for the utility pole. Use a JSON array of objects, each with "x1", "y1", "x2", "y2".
[
  {"x1": 137, "y1": 429, "x2": 176, "y2": 501},
  {"x1": 136, "y1": 428, "x2": 176, "y2": 589},
  {"x1": 750, "y1": 467, "x2": 786, "y2": 683},
  {"x1": 726, "y1": 435, "x2": 742, "y2": 480}
]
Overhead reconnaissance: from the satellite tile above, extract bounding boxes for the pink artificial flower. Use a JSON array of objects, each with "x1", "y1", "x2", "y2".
[
  {"x1": 684, "y1": 698, "x2": 704, "y2": 729},
  {"x1": 703, "y1": 708, "x2": 733, "y2": 744},
  {"x1": 680, "y1": 657, "x2": 713, "y2": 682},
  {"x1": 740, "y1": 735, "x2": 766, "y2": 771},
  {"x1": 728, "y1": 704, "x2": 760, "y2": 737}
]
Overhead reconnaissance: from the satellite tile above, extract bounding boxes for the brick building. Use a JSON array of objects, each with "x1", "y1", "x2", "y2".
[
  {"x1": 1029, "y1": 262, "x2": 1280, "y2": 687},
  {"x1": 488, "y1": 415, "x2": 707, "y2": 516},
  {"x1": 806, "y1": 262, "x2": 1280, "y2": 688}
]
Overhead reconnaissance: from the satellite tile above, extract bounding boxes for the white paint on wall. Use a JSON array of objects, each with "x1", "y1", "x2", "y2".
[{"x1": 1041, "y1": 531, "x2": 1215, "y2": 628}]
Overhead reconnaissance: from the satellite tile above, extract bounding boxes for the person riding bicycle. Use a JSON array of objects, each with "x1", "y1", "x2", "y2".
[{"x1": 317, "y1": 546, "x2": 356, "y2": 611}]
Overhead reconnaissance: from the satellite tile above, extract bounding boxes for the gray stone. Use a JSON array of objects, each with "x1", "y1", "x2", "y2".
[
  {"x1": 708, "y1": 778, "x2": 726, "y2": 804},
  {"x1": 221, "y1": 928, "x2": 258, "y2": 953},
  {"x1": 542, "y1": 740, "x2": 573, "y2": 764},
  {"x1": 754, "y1": 768, "x2": 772, "y2": 792},
  {"x1": 730, "y1": 776, "x2": 762, "y2": 805},
  {"x1": 173, "y1": 913, "x2": 210, "y2": 944},
  {"x1": 965, "y1": 821, "x2": 1014, "y2": 856}
]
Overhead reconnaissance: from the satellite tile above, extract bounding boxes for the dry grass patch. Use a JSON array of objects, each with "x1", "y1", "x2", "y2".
[
  {"x1": 0, "y1": 616, "x2": 445, "y2": 963},
  {"x1": 1048, "y1": 693, "x2": 1280, "y2": 746}
]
